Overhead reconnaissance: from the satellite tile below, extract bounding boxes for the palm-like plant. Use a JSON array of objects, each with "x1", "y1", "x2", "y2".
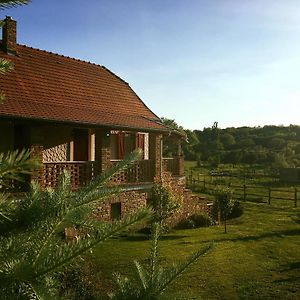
[
  {"x1": 109, "y1": 223, "x2": 213, "y2": 300},
  {"x1": 0, "y1": 149, "x2": 152, "y2": 299},
  {"x1": 0, "y1": 0, "x2": 30, "y2": 10}
]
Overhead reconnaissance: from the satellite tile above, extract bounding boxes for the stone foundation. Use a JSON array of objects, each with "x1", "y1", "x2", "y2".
[
  {"x1": 95, "y1": 172, "x2": 210, "y2": 227},
  {"x1": 95, "y1": 190, "x2": 148, "y2": 221},
  {"x1": 160, "y1": 171, "x2": 209, "y2": 227}
]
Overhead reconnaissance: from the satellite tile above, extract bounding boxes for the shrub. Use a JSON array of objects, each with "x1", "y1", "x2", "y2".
[
  {"x1": 175, "y1": 213, "x2": 213, "y2": 229},
  {"x1": 190, "y1": 213, "x2": 213, "y2": 227},
  {"x1": 212, "y1": 199, "x2": 243, "y2": 221},
  {"x1": 214, "y1": 187, "x2": 237, "y2": 233},
  {"x1": 228, "y1": 200, "x2": 244, "y2": 219},
  {"x1": 149, "y1": 183, "x2": 181, "y2": 226},
  {"x1": 59, "y1": 265, "x2": 95, "y2": 300},
  {"x1": 175, "y1": 217, "x2": 196, "y2": 229}
]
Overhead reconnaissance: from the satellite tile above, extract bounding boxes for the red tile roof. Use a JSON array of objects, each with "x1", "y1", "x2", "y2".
[{"x1": 0, "y1": 43, "x2": 167, "y2": 132}]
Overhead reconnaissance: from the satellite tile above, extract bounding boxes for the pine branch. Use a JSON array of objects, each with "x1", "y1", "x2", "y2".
[
  {"x1": 0, "y1": 149, "x2": 40, "y2": 184},
  {"x1": 0, "y1": 58, "x2": 13, "y2": 74},
  {"x1": 0, "y1": 0, "x2": 30, "y2": 9},
  {"x1": 93, "y1": 149, "x2": 142, "y2": 185},
  {"x1": 157, "y1": 242, "x2": 213, "y2": 295},
  {"x1": 0, "y1": 193, "x2": 14, "y2": 224},
  {"x1": 34, "y1": 208, "x2": 151, "y2": 278}
]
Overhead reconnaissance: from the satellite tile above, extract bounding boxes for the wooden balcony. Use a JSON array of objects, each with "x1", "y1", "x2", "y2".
[
  {"x1": 40, "y1": 161, "x2": 100, "y2": 189},
  {"x1": 163, "y1": 156, "x2": 184, "y2": 176},
  {"x1": 38, "y1": 159, "x2": 155, "y2": 189},
  {"x1": 110, "y1": 159, "x2": 155, "y2": 184}
]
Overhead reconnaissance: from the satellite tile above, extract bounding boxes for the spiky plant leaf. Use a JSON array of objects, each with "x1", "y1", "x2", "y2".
[
  {"x1": 0, "y1": 149, "x2": 40, "y2": 185},
  {"x1": 0, "y1": 0, "x2": 30, "y2": 9},
  {"x1": 110, "y1": 223, "x2": 213, "y2": 300},
  {"x1": 0, "y1": 147, "x2": 151, "y2": 299},
  {"x1": 0, "y1": 58, "x2": 13, "y2": 74}
]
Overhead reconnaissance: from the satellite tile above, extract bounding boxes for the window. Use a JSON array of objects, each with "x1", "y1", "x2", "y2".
[
  {"x1": 111, "y1": 202, "x2": 121, "y2": 220},
  {"x1": 110, "y1": 131, "x2": 134, "y2": 160},
  {"x1": 110, "y1": 131, "x2": 149, "y2": 160}
]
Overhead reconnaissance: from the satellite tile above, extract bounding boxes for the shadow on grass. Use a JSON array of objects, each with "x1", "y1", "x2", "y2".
[
  {"x1": 200, "y1": 228, "x2": 300, "y2": 244},
  {"x1": 123, "y1": 234, "x2": 189, "y2": 242},
  {"x1": 273, "y1": 262, "x2": 300, "y2": 284}
]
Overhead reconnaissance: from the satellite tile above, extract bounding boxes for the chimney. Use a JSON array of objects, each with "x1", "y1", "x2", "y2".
[{"x1": 2, "y1": 16, "x2": 17, "y2": 55}]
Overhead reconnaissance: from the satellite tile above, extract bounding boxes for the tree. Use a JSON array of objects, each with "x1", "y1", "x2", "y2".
[
  {"x1": 160, "y1": 117, "x2": 186, "y2": 157},
  {"x1": 214, "y1": 187, "x2": 235, "y2": 233},
  {"x1": 109, "y1": 223, "x2": 212, "y2": 299},
  {"x1": 0, "y1": 149, "x2": 152, "y2": 299},
  {"x1": 149, "y1": 183, "x2": 180, "y2": 229},
  {"x1": 220, "y1": 133, "x2": 236, "y2": 149}
]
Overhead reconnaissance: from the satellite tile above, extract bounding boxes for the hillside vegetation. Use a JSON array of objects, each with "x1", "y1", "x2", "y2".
[{"x1": 162, "y1": 119, "x2": 300, "y2": 173}]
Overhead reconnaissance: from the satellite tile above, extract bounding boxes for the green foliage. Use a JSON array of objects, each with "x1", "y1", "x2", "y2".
[
  {"x1": 109, "y1": 223, "x2": 213, "y2": 299},
  {"x1": 0, "y1": 149, "x2": 152, "y2": 299},
  {"x1": 0, "y1": 58, "x2": 13, "y2": 74},
  {"x1": 0, "y1": 149, "x2": 40, "y2": 186},
  {"x1": 59, "y1": 264, "x2": 95, "y2": 300},
  {"x1": 149, "y1": 183, "x2": 180, "y2": 226},
  {"x1": 214, "y1": 187, "x2": 236, "y2": 233},
  {"x1": 175, "y1": 213, "x2": 213, "y2": 229},
  {"x1": 0, "y1": 0, "x2": 30, "y2": 9},
  {"x1": 184, "y1": 125, "x2": 300, "y2": 171},
  {"x1": 160, "y1": 117, "x2": 186, "y2": 158}
]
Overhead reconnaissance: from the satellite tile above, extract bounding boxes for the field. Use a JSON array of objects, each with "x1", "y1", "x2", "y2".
[
  {"x1": 185, "y1": 161, "x2": 300, "y2": 206},
  {"x1": 81, "y1": 200, "x2": 300, "y2": 299}
]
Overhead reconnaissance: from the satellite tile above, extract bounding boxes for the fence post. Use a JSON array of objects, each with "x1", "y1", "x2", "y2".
[
  {"x1": 295, "y1": 187, "x2": 298, "y2": 208},
  {"x1": 203, "y1": 176, "x2": 206, "y2": 189},
  {"x1": 268, "y1": 187, "x2": 271, "y2": 205},
  {"x1": 243, "y1": 184, "x2": 246, "y2": 201}
]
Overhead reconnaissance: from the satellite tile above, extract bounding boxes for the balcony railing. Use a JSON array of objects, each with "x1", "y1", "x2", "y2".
[
  {"x1": 163, "y1": 156, "x2": 184, "y2": 176},
  {"x1": 38, "y1": 159, "x2": 155, "y2": 189},
  {"x1": 110, "y1": 159, "x2": 155, "y2": 184},
  {"x1": 39, "y1": 161, "x2": 100, "y2": 189}
]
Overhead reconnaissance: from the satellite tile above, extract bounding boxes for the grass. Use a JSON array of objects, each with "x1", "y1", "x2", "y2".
[
  {"x1": 81, "y1": 201, "x2": 300, "y2": 299},
  {"x1": 185, "y1": 161, "x2": 300, "y2": 207}
]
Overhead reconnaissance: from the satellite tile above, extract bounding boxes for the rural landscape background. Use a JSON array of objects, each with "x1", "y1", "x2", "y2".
[{"x1": 1, "y1": 1, "x2": 300, "y2": 299}]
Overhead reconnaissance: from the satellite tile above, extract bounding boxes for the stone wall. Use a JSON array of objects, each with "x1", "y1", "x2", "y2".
[
  {"x1": 95, "y1": 190, "x2": 148, "y2": 221},
  {"x1": 160, "y1": 172, "x2": 209, "y2": 227},
  {"x1": 43, "y1": 143, "x2": 68, "y2": 162}
]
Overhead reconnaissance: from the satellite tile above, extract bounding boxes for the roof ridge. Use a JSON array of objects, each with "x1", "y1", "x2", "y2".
[
  {"x1": 15, "y1": 43, "x2": 96, "y2": 65},
  {"x1": 101, "y1": 66, "x2": 129, "y2": 85}
]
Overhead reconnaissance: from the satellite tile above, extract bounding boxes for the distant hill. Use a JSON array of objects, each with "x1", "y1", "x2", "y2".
[
  {"x1": 162, "y1": 119, "x2": 300, "y2": 170},
  {"x1": 185, "y1": 125, "x2": 300, "y2": 169}
]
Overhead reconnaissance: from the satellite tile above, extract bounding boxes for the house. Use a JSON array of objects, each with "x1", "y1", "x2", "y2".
[{"x1": 0, "y1": 16, "x2": 207, "y2": 222}]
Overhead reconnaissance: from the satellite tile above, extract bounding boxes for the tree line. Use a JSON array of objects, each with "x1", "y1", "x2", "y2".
[{"x1": 162, "y1": 119, "x2": 300, "y2": 171}]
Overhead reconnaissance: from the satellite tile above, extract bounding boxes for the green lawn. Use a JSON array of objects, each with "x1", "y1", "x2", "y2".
[{"x1": 82, "y1": 201, "x2": 300, "y2": 299}]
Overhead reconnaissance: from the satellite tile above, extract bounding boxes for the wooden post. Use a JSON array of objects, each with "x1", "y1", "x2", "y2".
[
  {"x1": 243, "y1": 184, "x2": 246, "y2": 201},
  {"x1": 197, "y1": 173, "x2": 200, "y2": 184},
  {"x1": 203, "y1": 176, "x2": 206, "y2": 189},
  {"x1": 294, "y1": 187, "x2": 298, "y2": 208},
  {"x1": 268, "y1": 187, "x2": 271, "y2": 205}
]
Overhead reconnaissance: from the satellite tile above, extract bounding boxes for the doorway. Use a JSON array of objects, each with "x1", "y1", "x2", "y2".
[{"x1": 73, "y1": 129, "x2": 89, "y2": 161}]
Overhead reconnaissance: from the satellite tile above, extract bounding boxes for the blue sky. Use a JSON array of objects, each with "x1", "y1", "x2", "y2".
[{"x1": 2, "y1": 0, "x2": 300, "y2": 129}]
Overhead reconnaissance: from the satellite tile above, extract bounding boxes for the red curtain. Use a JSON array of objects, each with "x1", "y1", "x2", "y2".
[
  {"x1": 136, "y1": 133, "x2": 145, "y2": 158},
  {"x1": 117, "y1": 132, "x2": 125, "y2": 159}
]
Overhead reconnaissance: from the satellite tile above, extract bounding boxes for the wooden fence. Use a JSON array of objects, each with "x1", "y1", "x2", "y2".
[{"x1": 186, "y1": 172, "x2": 298, "y2": 207}]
